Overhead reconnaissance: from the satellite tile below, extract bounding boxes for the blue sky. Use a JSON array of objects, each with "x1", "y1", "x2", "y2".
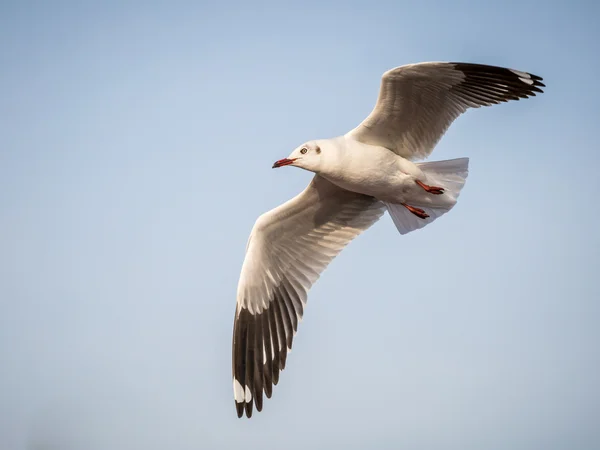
[{"x1": 1, "y1": 0, "x2": 599, "y2": 449}]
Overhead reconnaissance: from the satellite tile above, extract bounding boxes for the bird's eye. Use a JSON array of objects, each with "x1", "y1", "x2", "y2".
[{"x1": 300, "y1": 148, "x2": 308, "y2": 154}]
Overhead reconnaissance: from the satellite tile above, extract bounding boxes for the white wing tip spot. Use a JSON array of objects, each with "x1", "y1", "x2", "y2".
[
  {"x1": 244, "y1": 384, "x2": 252, "y2": 402},
  {"x1": 510, "y1": 68, "x2": 530, "y2": 79},
  {"x1": 519, "y1": 77, "x2": 534, "y2": 85},
  {"x1": 509, "y1": 69, "x2": 534, "y2": 85},
  {"x1": 233, "y1": 379, "x2": 245, "y2": 402}
]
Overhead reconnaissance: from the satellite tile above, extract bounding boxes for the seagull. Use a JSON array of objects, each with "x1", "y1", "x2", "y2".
[{"x1": 231, "y1": 61, "x2": 544, "y2": 418}]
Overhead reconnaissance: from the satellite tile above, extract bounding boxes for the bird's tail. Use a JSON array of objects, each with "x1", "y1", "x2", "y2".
[{"x1": 385, "y1": 157, "x2": 469, "y2": 235}]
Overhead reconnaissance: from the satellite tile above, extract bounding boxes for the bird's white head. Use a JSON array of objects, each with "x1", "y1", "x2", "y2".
[{"x1": 272, "y1": 141, "x2": 324, "y2": 173}]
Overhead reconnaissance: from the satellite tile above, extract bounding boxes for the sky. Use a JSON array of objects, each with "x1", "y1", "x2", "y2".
[{"x1": 1, "y1": 0, "x2": 599, "y2": 449}]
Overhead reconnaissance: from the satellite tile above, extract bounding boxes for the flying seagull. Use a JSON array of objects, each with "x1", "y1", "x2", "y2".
[{"x1": 231, "y1": 61, "x2": 544, "y2": 418}]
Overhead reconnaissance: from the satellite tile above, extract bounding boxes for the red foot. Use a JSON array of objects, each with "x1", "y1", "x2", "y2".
[
  {"x1": 416, "y1": 179, "x2": 444, "y2": 195},
  {"x1": 402, "y1": 203, "x2": 429, "y2": 219}
]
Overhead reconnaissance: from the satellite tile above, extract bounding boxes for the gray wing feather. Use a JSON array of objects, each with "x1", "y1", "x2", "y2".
[
  {"x1": 347, "y1": 61, "x2": 545, "y2": 160},
  {"x1": 232, "y1": 175, "x2": 385, "y2": 418}
]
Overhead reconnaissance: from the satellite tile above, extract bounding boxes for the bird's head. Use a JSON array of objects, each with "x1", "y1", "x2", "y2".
[{"x1": 272, "y1": 141, "x2": 323, "y2": 173}]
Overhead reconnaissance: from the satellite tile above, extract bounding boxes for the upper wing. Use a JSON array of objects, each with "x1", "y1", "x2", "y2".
[
  {"x1": 346, "y1": 61, "x2": 545, "y2": 160},
  {"x1": 232, "y1": 175, "x2": 385, "y2": 418}
]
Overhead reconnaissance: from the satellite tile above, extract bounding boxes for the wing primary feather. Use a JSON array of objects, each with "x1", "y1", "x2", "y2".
[
  {"x1": 254, "y1": 314, "x2": 264, "y2": 412},
  {"x1": 244, "y1": 314, "x2": 256, "y2": 418},
  {"x1": 456, "y1": 83, "x2": 523, "y2": 102},
  {"x1": 233, "y1": 307, "x2": 250, "y2": 418},
  {"x1": 457, "y1": 69, "x2": 545, "y2": 94},
  {"x1": 462, "y1": 75, "x2": 545, "y2": 95},
  {"x1": 268, "y1": 304, "x2": 282, "y2": 385},
  {"x1": 276, "y1": 285, "x2": 297, "y2": 345},
  {"x1": 282, "y1": 278, "x2": 305, "y2": 321},
  {"x1": 452, "y1": 86, "x2": 501, "y2": 106},
  {"x1": 278, "y1": 284, "x2": 299, "y2": 336},
  {"x1": 235, "y1": 400, "x2": 244, "y2": 419},
  {"x1": 271, "y1": 298, "x2": 289, "y2": 370},
  {"x1": 261, "y1": 313, "x2": 274, "y2": 398}
]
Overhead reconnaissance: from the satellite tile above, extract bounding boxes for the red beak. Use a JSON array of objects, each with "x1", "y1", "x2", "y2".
[{"x1": 272, "y1": 158, "x2": 297, "y2": 168}]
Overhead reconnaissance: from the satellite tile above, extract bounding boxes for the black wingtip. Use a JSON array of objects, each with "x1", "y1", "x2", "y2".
[
  {"x1": 233, "y1": 283, "x2": 301, "y2": 420},
  {"x1": 236, "y1": 402, "x2": 244, "y2": 418},
  {"x1": 264, "y1": 377, "x2": 273, "y2": 398},
  {"x1": 529, "y1": 73, "x2": 544, "y2": 81},
  {"x1": 244, "y1": 402, "x2": 253, "y2": 418}
]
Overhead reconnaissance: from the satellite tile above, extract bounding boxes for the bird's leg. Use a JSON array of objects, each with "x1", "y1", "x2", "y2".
[
  {"x1": 416, "y1": 179, "x2": 444, "y2": 195},
  {"x1": 401, "y1": 203, "x2": 429, "y2": 219}
]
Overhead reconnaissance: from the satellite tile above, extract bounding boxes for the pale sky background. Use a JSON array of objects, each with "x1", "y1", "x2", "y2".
[{"x1": 1, "y1": 1, "x2": 599, "y2": 449}]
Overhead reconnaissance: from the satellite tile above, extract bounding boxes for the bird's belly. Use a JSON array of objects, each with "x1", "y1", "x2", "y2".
[
  {"x1": 320, "y1": 148, "x2": 448, "y2": 204},
  {"x1": 322, "y1": 165, "x2": 453, "y2": 207},
  {"x1": 322, "y1": 170, "x2": 415, "y2": 203}
]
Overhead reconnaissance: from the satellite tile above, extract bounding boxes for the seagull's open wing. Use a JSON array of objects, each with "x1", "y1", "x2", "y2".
[
  {"x1": 346, "y1": 62, "x2": 545, "y2": 160},
  {"x1": 232, "y1": 175, "x2": 385, "y2": 418}
]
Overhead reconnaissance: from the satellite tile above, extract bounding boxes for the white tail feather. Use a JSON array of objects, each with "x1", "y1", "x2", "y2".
[{"x1": 386, "y1": 157, "x2": 469, "y2": 235}]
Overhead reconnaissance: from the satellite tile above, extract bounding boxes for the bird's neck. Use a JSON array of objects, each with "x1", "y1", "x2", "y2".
[
  {"x1": 313, "y1": 135, "x2": 358, "y2": 180},
  {"x1": 314, "y1": 136, "x2": 346, "y2": 172}
]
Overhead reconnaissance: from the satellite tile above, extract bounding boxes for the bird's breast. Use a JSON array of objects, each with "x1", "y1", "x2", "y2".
[{"x1": 321, "y1": 149, "x2": 415, "y2": 200}]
